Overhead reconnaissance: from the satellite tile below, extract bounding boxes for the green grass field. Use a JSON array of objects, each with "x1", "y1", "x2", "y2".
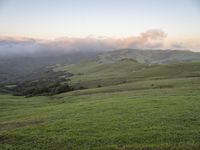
[
  {"x1": 1, "y1": 60, "x2": 200, "y2": 149},
  {"x1": 55, "y1": 60, "x2": 200, "y2": 89}
]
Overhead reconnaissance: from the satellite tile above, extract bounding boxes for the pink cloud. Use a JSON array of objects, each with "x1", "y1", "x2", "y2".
[{"x1": 0, "y1": 29, "x2": 199, "y2": 56}]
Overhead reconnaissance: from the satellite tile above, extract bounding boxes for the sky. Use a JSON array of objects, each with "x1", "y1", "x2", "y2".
[{"x1": 0, "y1": 0, "x2": 199, "y2": 51}]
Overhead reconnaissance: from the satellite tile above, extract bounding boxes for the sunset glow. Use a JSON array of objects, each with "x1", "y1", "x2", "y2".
[{"x1": 0, "y1": 0, "x2": 199, "y2": 50}]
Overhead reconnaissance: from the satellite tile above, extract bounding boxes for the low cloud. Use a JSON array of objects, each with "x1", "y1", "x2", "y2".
[
  {"x1": 118, "y1": 29, "x2": 167, "y2": 48},
  {"x1": 170, "y1": 42, "x2": 185, "y2": 49},
  {"x1": 0, "y1": 29, "x2": 198, "y2": 57}
]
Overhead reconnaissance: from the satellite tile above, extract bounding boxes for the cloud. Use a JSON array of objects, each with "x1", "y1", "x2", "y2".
[
  {"x1": 49, "y1": 29, "x2": 167, "y2": 51},
  {"x1": 170, "y1": 42, "x2": 185, "y2": 49},
  {"x1": 118, "y1": 29, "x2": 167, "y2": 48},
  {"x1": 0, "y1": 37, "x2": 41, "y2": 56},
  {"x1": 0, "y1": 29, "x2": 198, "y2": 57}
]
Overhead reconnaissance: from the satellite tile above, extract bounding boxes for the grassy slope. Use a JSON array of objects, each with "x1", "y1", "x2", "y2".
[
  {"x1": 1, "y1": 84, "x2": 200, "y2": 149},
  {"x1": 1, "y1": 61, "x2": 200, "y2": 149},
  {"x1": 54, "y1": 59, "x2": 200, "y2": 89}
]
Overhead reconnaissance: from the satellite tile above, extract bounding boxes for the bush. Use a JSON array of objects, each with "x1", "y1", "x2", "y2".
[
  {"x1": 12, "y1": 79, "x2": 73, "y2": 96},
  {"x1": 97, "y1": 85, "x2": 102, "y2": 88}
]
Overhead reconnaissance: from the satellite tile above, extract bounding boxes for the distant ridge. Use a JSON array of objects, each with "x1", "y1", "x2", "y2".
[{"x1": 99, "y1": 49, "x2": 200, "y2": 64}]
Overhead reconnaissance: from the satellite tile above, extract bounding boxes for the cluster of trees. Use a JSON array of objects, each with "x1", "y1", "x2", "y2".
[
  {"x1": 1, "y1": 68, "x2": 74, "y2": 97},
  {"x1": 12, "y1": 79, "x2": 73, "y2": 96}
]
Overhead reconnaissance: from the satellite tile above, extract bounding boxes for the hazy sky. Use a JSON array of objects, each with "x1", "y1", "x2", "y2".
[{"x1": 0, "y1": 0, "x2": 199, "y2": 51}]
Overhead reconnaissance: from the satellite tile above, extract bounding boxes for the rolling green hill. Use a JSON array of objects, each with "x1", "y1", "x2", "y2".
[
  {"x1": 54, "y1": 56, "x2": 200, "y2": 90},
  {"x1": 99, "y1": 49, "x2": 200, "y2": 64},
  {"x1": 1, "y1": 49, "x2": 200, "y2": 85},
  {"x1": 1, "y1": 49, "x2": 200, "y2": 149},
  {"x1": 1, "y1": 77, "x2": 200, "y2": 149}
]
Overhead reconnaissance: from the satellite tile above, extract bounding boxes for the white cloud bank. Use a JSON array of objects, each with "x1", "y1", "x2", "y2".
[{"x1": 0, "y1": 29, "x2": 199, "y2": 56}]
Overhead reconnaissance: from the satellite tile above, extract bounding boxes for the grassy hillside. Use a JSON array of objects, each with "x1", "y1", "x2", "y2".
[
  {"x1": 1, "y1": 49, "x2": 200, "y2": 84},
  {"x1": 1, "y1": 79, "x2": 200, "y2": 149},
  {"x1": 99, "y1": 49, "x2": 200, "y2": 64},
  {"x1": 1, "y1": 59, "x2": 200, "y2": 149},
  {"x1": 54, "y1": 58, "x2": 200, "y2": 89},
  {"x1": 1, "y1": 50, "x2": 200, "y2": 149}
]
